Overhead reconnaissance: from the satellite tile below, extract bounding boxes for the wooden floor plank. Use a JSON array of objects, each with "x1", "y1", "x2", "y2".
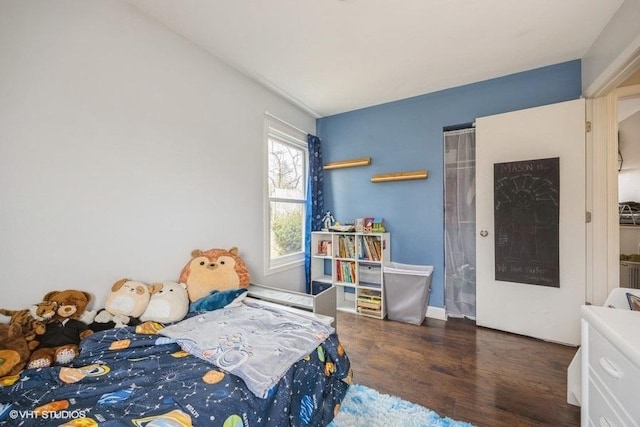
[{"x1": 336, "y1": 311, "x2": 580, "y2": 427}]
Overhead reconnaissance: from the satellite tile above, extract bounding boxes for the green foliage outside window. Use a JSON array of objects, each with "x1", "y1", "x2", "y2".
[{"x1": 272, "y1": 209, "x2": 303, "y2": 256}]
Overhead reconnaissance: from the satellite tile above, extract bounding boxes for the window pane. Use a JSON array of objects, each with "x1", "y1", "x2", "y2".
[
  {"x1": 268, "y1": 138, "x2": 305, "y2": 199},
  {"x1": 270, "y1": 201, "x2": 304, "y2": 258}
]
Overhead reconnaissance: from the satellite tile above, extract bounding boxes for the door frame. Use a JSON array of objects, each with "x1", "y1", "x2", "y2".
[{"x1": 585, "y1": 49, "x2": 640, "y2": 305}]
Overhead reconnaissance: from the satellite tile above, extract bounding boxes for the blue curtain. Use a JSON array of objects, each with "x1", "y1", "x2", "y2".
[{"x1": 305, "y1": 134, "x2": 324, "y2": 293}]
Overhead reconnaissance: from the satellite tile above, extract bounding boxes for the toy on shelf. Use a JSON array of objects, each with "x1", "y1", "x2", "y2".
[
  {"x1": 322, "y1": 211, "x2": 335, "y2": 231},
  {"x1": 362, "y1": 217, "x2": 385, "y2": 233}
]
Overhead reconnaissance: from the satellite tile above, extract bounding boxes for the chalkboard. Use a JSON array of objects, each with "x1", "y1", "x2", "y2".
[{"x1": 494, "y1": 157, "x2": 559, "y2": 287}]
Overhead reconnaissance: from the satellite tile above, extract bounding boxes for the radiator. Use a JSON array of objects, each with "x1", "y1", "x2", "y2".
[{"x1": 620, "y1": 261, "x2": 640, "y2": 289}]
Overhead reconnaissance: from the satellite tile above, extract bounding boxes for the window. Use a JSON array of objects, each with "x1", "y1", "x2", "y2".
[{"x1": 265, "y1": 115, "x2": 308, "y2": 273}]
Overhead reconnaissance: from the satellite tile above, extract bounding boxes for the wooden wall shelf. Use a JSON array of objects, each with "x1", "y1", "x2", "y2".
[
  {"x1": 371, "y1": 169, "x2": 428, "y2": 183},
  {"x1": 323, "y1": 157, "x2": 371, "y2": 170}
]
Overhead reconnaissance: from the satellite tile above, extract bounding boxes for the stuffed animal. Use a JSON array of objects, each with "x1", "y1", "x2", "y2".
[
  {"x1": 27, "y1": 290, "x2": 93, "y2": 369},
  {"x1": 179, "y1": 247, "x2": 250, "y2": 302},
  {"x1": 139, "y1": 281, "x2": 189, "y2": 323},
  {"x1": 79, "y1": 308, "x2": 97, "y2": 325},
  {"x1": 0, "y1": 323, "x2": 31, "y2": 378},
  {"x1": 92, "y1": 279, "x2": 151, "y2": 329},
  {"x1": 0, "y1": 300, "x2": 58, "y2": 350}
]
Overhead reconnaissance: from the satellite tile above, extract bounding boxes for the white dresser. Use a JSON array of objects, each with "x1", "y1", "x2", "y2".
[{"x1": 581, "y1": 305, "x2": 640, "y2": 426}]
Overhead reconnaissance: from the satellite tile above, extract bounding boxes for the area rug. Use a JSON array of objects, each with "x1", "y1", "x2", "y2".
[{"x1": 329, "y1": 384, "x2": 475, "y2": 427}]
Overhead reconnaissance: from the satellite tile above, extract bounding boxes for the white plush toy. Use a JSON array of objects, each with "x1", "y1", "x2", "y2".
[
  {"x1": 139, "y1": 281, "x2": 189, "y2": 324},
  {"x1": 93, "y1": 279, "x2": 151, "y2": 328}
]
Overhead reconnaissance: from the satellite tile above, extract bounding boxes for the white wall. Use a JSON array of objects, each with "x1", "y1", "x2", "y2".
[
  {"x1": 618, "y1": 110, "x2": 640, "y2": 202},
  {"x1": 620, "y1": 227, "x2": 640, "y2": 254},
  {"x1": 0, "y1": 0, "x2": 314, "y2": 312},
  {"x1": 582, "y1": 0, "x2": 640, "y2": 94}
]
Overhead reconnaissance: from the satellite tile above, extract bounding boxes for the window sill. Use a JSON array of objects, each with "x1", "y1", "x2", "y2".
[{"x1": 265, "y1": 258, "x2": 304, "y2": 276}]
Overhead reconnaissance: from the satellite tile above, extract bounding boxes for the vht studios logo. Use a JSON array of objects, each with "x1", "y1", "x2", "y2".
[{"x1": 9, "y1": 409, "x2": 88, "y2": 420}]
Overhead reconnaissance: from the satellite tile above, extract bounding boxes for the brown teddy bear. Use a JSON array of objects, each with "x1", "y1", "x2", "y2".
[
  {"x1": 0, "y1": 323, "x2": 31, "y2": 378},
  {"x1": 179, "y1": 247, "x2": 250, "y2": 302},
  {"x1": 27, "y1": 290, "x2": 94, "y2": 369}
]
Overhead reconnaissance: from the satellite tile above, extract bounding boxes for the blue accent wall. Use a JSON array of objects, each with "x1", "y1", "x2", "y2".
[{"x1": 316, "y1": 60, "x2": 582, "y2": 311}]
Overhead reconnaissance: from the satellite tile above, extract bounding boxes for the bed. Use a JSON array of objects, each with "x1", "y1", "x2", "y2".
[{"x1": 0, "y1": 298, "x2": 351, "y2": 427}]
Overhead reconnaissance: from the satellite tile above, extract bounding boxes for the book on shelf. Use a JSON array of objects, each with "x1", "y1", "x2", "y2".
[
  {"x1": 359, "y1": 235, "x2": 382, "y2": 261},
  {"x1": 357, "y1": 306, "x2": 382, "y2": 316},
  {"x1": 357, "y1": 295, "x2": 381, "y2": 305},
  {"x1": 358, "y1": 288, "x2": 381, "y2": 297},
  {"x1": 336, "y1": 260, "x2": 356, "y2": 283},
  {"x1": 357, "y1": 300, "x2": 381, "y2": 310},
  {"x1": 357, "y1": 293, "x2": 381, "y2": 310},
  {"x1": 316, "y1": 240, "x2": 332, "y2": 256},
  {"x1": 337, "y1": 234, "x2": 356, "y2": 258}
]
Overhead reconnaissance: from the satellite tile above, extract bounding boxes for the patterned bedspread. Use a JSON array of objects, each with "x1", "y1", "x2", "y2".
[{"x1": 0, "y1": 305, "x2": 351, "y2": 427}]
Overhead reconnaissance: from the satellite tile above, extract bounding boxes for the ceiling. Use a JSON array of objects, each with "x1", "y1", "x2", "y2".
[{"x1": 127, "y1": 0, "x2": 624, "y2": 118}]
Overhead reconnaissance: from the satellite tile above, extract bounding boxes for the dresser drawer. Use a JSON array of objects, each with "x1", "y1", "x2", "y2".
[
  {"x1": 589, "y1": 326, "x2": 640, "y2": 423},
  {"x1": 588, "y1": 377, "x2": 632, "y2": 427}
]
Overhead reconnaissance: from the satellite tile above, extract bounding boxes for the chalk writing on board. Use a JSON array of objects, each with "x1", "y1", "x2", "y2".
[{"x1": 494, "y1": 157, "x2": 559, "y2": 287}]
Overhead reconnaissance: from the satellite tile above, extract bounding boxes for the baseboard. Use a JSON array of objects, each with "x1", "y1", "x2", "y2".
[{"x1": 426, "y1": 305, "x2": 447, "y2": 321}]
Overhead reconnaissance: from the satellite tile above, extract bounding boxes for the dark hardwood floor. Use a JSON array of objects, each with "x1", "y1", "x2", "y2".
[{"x1": 336, "y1": 311, "x2": 581, "y2": 427}]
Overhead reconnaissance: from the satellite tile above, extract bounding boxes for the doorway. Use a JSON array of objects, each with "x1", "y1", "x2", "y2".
[
  {"x1": 443, "y1": 126, "x2": 476, "y2": 319},
  {"x1": 584, "y1": 45, "x2": 640, "y2": 305},
  {"x1": 617, "y1": 82, "x2": 640, "y2": 288}
]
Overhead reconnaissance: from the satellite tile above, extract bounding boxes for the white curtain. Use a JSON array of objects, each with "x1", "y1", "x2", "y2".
[{"x1": 444, "y1": 128, "x2": 476, "y2": 319}]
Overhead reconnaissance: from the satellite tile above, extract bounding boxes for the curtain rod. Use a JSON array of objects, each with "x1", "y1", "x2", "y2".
[{"x1": 443, "y1": 122, "x2": 475, "y2": 132}]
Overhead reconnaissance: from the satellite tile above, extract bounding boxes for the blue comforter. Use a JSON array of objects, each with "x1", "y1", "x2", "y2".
[{"x1": 0, "y1": 311, "x2": 351, "y2": 426}]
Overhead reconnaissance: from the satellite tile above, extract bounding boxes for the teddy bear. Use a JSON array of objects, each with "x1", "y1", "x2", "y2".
[
  {"x1": 0, "y1": 300, "x2": 58, "y2": 350},
  {"x1": 139, "y1": 281, "x2": 189, "y2": 323},
  {"x1": 27, "y1": 290, "x2": 94, "y2": 369},
  {"x1": 91, "y1": 279, "x2": 151, "y2": 330},
  {"x1": 0, "y1": 323, "x2": 31, "y2": 379},
  {"x1": 179, "y1": 247, "x2": 251, "y2": 303}
]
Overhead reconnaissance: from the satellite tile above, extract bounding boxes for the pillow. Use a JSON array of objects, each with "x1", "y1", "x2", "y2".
[{"x1": 626, "y1": 292, "x2": 640, "y2": 311}]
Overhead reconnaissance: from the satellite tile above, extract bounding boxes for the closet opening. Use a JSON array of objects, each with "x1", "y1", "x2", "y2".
[{"x1": 443, "y1": 124, "x2": 476, "y2": 320}]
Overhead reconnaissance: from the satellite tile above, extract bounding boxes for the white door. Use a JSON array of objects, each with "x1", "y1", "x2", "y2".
[{"x1": 475, "y1": 99, "x2": 586, "y2": 346}]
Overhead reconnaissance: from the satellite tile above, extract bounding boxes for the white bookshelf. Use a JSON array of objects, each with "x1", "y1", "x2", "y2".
[{"x1": 311, "y1": 231, "x2": 390, "y2": 319}]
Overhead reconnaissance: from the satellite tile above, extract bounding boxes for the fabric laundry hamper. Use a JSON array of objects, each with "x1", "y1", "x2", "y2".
[{"x1": 384, "y1": 263, "x2": 434, "y2": 325}]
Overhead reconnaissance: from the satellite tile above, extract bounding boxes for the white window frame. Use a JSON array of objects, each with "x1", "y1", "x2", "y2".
[{"x1": 264, "y1": 115, "x2": 308, "y2": 275}]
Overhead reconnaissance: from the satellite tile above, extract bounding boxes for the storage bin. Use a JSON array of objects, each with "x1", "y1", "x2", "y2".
[
  {"x1": 358, "y1": 263, "x2": 381, "y2": 286},
  {"x1": 311, "y1": 280, "x2": 332, "y2": 295},
  {"x1": 384, "y1": 263, "x2": 434, "y2": 325}
]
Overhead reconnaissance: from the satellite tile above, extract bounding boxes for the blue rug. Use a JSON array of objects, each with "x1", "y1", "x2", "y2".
[{"x1": 329, "y1": 384, "x2": 475, "y2": 427}]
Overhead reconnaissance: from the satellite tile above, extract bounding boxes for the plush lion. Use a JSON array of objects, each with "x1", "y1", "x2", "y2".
[
  {"x1": 0, "y1": 300, "x2": 58, "y2": 350},
  {"x1": 27, "y1": 290, "x2": 93, "y2": 369},
  {"x1": 179, "y1": 247, "x2": 250, "y2": 302}
]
